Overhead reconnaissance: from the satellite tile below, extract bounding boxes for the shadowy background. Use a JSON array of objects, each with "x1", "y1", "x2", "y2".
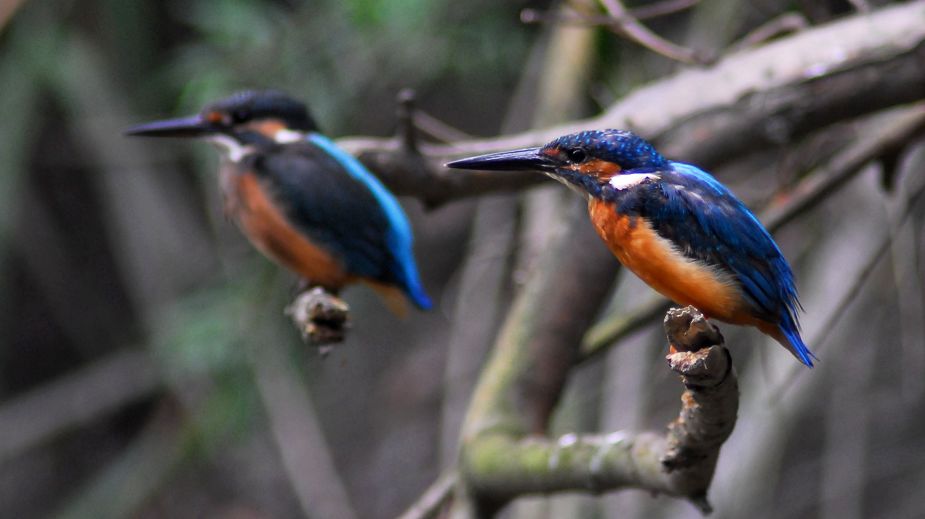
[{"x1": 1, "y1": 1, "x2": 923, "y2": 518}]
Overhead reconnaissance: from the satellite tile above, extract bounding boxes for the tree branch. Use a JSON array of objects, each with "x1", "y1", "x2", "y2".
[
  {"x1": 460, "y1": 306, "x2": 737, "y2": 513},
  {"x1": 598, "y1": 0, "x2": 711, "y2": 65},
  {"x1": 285, "y1": 287, "x2": 350, "y2": 352},
  {"x1": 397, "y1": 469, "x2": 459, "y2": 519},
  {"x1": 520, "y1": 0, "x2": 702, "y2": 27},
  {"x1": 762, "y1": 104, "x2": 925, "y2": 232},
  {"x1": 340, "y1": 2, "x2": 925, "y2": 208}
]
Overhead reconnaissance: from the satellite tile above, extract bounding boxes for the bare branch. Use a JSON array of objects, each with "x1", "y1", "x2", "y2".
[
  {"x1": 285, "y1": 287, "x2": 350, "y2": 353},
  {"x1": 846, "y1": 0, "x2": 871, "y2": 13},
  {"x1": 396, "y1": 469, "x2": 459, "y2": 519},
  {"x1": 521, "y1": 0, "x2": 701, "y2": 27},
  {"x1": 341, "y1": 3, "x2": 925, "y2": 207},
  {"x1": 598, "y1": 0, "x2": 712, "y2": 65},
  {"x1": 630, "y1": 0, "x2": 701, "y2": 20},
  {"x1": 397, "y1": 88, "x2": 420, "y2": 154},
  {"x1": 0, "y1": 0, "x2": 27, "y2": 33},
  {"x1": 732, "y1": 13, "x2": 809, "y2": 50},
  {"x1": 413, "y1": 110, "x2": 473, "y2": 143},
  {"x1": 763, "y1": 105, "x2": 925, "y2": 232},
  {"x1": 581, "y1": 297, "x2": 671, "y2": 362},
  {"x1": 460, "y1": 307, "x2": 737, "y2": 512},
  {"x1": 254, "y1": 336, "x2": 359, "y2": 519}
]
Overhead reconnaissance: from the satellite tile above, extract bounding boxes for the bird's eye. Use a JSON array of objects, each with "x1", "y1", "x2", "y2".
[{"x1": 566, "y1": 148, "x2": 587, "y2": 163}]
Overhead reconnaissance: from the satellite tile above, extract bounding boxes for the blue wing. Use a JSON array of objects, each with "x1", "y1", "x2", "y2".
[
  {"x1": 249, "y1": 139, "x2": 431, "y2": 309},
  {"x1": 612, "y1": 162, "x2": 812, "y2": 365}
]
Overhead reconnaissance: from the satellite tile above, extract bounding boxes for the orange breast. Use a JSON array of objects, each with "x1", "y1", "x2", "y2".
[
  {"x1": 227, "y1": 170, "x2": 351, "y2": 290},
  {"x1": 588, "y1": 199, "x2": 750, "y2": 323}
]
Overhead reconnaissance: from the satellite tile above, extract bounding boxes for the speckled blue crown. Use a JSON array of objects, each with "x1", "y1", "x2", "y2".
[
  {"x1": 545, "y1": 129, "x2": 668, "y2": 170},
  {"x1": 205, "y1": 90, "x2": 318, "y2": 131}
]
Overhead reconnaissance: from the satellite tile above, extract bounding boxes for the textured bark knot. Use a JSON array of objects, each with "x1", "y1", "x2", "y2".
[
  {"x1": 285, "y1": 287, "x2": 350, "y2": 353},
  {"x1": 664, "y1": 306, "x2": 724, "y2": 353},
  {"x1": 660, "y1": 306, "x2": 737, "y2": 483}
]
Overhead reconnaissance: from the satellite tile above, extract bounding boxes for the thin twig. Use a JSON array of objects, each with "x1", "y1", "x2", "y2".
[
  {"x1": 253, "y1": 324, "x2": 359, "y2": 519},
  {"x1": 580, "y1": 297, "x2": 670, "y2": 361},
  {"x1": 0, "y1": 0, "x2": 27, "y2": 34},
  {"x1": 413, "y1": 110, "x2": 473, "y2": 143},
  {"x1": 397, "y1": 88, "x2": 419, "y2": 153},
  {"x1": 396, "y1": 469, "x2": 459, "y2": 519},
  {"x1": 521, "y1": 0, "x2": 700, "y2": 27},
  {"x1": 598, "y1": 0, "x2": 712, "y2": 65},
  {"x1": 763, "y1": 106, "x2": 925, "y2": 233},
  {"x1": 732, "y1": 13, "x2": 809, "y2": 50},
  {"x1": 846, "y1": 0, "x2": 871, "y2": 13},
  {"x1": 631, "y1": 0, "x2": 701, "y2": 20}
]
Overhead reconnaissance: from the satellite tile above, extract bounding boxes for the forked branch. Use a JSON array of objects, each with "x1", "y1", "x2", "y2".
[{"x1": 458, "y1": 306, "x2": 737, "y2": 515}]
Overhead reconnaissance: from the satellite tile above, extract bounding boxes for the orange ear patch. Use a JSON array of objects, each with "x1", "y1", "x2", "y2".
[
  {"x1": 205, "y1": 111, "x2": 227, "y2": 124},
  {"x1": 246, "y1": 119, "x2": 287, "y2": 138},
  {"x1": 575, "y1": 158, "x2": 621, "y2": 181}
]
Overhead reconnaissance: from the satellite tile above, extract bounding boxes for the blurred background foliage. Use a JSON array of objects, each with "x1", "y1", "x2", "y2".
[
  {"x1": 1, "y1": 1, "x2": 536, "y2": 517},
  {"x1": 1, "y1": 0, "x2": 924, "y2": 518}
]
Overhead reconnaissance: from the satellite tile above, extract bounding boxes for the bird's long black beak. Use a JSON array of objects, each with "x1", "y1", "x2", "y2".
[
  {"x1": 124, "y1": 115, "x2": 213, "y2": 138},
  {"x1": 445, "y1": 147, "x2": 555, "y2": 172}
]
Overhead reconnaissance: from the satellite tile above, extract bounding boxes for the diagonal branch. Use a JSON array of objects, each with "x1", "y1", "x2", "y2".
[
  {"x1": 341, "y1": 2, "x2": 925, "y2": 207},
  {"x1": 762, "y1": 105, "x2": 925, "y2": 232},
  {"x1": 521, "y1": 0, "x2": 701, "y2": 27},
  {"x1": 396, "y1": 469, "x2": 459, "y2": 519},
  {"x1": 598, "y1": 0, "x2": 711, "y2": 65}
]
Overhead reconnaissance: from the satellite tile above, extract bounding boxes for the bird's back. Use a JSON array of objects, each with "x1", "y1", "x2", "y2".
[
  {"x1": 597, "y1": 162, "x2": 812, "y2": 365},
  {"x1": 226, "y1": 139, "x2": 431, "y2": 309}
]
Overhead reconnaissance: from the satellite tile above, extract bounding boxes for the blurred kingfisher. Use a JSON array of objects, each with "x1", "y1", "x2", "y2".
[
  {"x1": 126, "y1": 90, "x2": 432, "y2": 314},
  {"x1": 447, "y1": 129, "x2": 814, "y2": 366}
]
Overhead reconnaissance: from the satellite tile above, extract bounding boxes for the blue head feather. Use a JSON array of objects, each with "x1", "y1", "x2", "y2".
[{"x1": 546, "y1": 129, "x2": 669, "y2": 171}]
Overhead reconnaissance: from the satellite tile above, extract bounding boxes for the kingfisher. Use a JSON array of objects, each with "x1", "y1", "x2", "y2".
[
  {"x1": 447, "y1": 129, "x2": 814, "y2": 366},
  {"x1": 126, "y1": 90, "x2": 432, "y2": 314}
]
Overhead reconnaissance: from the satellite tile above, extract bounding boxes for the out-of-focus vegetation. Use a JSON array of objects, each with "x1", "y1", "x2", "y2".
[{"x1": 1, "y1": 0, "x2": 924, "y2": 518}]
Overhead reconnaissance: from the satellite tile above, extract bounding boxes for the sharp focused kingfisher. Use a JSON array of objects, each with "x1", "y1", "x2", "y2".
[
  {"x1": 447, "y1": 129, "x2": 814, "y2": 366},
  {"x1": 126, "y1": 90, "x2": 432, "y2": 313}
]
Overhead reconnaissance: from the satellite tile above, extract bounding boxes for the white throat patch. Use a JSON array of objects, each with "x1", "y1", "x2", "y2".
[
  {"x1": 274, "y1": 128, "x2": 306, "y2": 144},
  {"x1": 609, "y1": 173, "x2": 660, "y2": 191},
  {"x1": 208, "y1": 134, "x2": 254, "y2": 162}
]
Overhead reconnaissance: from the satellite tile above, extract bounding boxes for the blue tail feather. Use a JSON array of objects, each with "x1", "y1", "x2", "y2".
[
  {"x1": 780, "y1": 321, "x2": 816, "y2": 368},
  {"x1": 403, "y1": 274, "x2": 433, "y2": 310},
  {"x1": 308, "y1": 132, "x2": 432, "y2": 311}
]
